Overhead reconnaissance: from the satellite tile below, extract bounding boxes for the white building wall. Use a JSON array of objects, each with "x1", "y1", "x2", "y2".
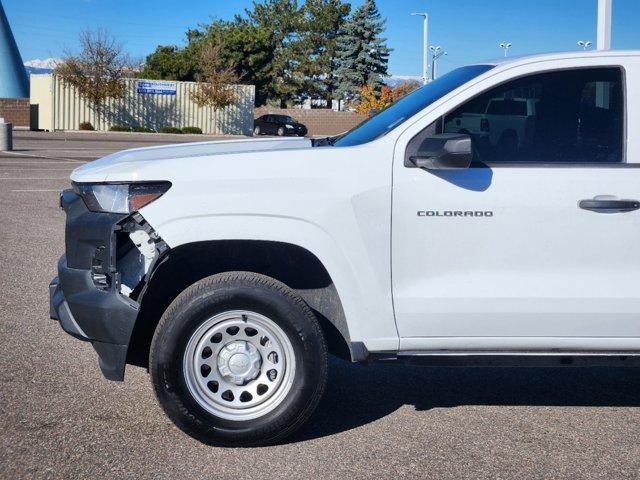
[{"x1": 30, "y1": 75, "x2": 255, "y2": 135}]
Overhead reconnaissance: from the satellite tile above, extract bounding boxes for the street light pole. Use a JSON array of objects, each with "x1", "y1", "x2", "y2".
[
  {"x1": 499, "y1": 42, "x2": 512, "y2": 57},
  {"x1": 411, "y1": 12, "x2": 429, "y2": 84},
  {"x1": 597, "y1": 0, "x2": 612, "y2": 50},
  {"x1": 429, "y1": 45, "x2": 447, "y2": 80}
]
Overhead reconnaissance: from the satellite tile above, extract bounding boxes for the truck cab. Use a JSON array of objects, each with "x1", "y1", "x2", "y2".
[{"x1": 50, "y1": 50, "x2": 640, "y2": 446}]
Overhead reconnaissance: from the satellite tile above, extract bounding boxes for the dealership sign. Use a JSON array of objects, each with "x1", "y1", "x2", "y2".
[{"x1": 136, "y1": 80, "x2": 177, "y2": 95}]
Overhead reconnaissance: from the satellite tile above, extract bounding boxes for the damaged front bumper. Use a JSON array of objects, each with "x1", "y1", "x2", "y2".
[{"x1": 49, "y1": 189, "x2": 164, "y2": 381}]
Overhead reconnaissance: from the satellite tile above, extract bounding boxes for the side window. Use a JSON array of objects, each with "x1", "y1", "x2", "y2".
[{"x1": 439, "y1": 68, "x2": 624, "y2": 164}]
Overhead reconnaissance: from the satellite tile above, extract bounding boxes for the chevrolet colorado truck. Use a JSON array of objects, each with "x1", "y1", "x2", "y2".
[{"x1": 50, "y1": 51, "x2": 639, "y2": 446}]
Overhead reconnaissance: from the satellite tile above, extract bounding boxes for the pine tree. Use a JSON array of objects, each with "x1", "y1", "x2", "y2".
[
  {"x1": 296, "y1": 0, "x2": 351, "y2": 107},
  {"x1": 246, "y1": 0, "x2": 302, "y2": 107},
  {"x1": 335, "y1": 0, "x2": 391, "y2": 103}
]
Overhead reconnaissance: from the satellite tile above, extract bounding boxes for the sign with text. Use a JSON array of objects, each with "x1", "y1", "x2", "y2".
[{"x1": 136, "y1": 80, "x2": 177, "y2": 95}]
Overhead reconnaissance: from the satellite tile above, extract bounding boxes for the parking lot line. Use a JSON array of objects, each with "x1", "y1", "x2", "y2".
[
  {"x1": 1, "y1": 151, "x2": 86, "y2": 162},
  {"x1": 11, "y1": 189, "x2": 61, "y2": 192},
  {"x1": 0, "y1": 162, "x2": 86, "y2": 166}
]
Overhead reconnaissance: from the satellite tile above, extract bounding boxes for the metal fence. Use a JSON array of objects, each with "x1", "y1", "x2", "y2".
[{"x1": 30, "y1": 75, "x2": 255, "y2": 135}]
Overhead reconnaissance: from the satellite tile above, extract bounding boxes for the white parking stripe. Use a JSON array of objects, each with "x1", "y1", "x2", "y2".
[
  {"x1": 0, "y1": 161, "x2": 87, "y2": 165},
  {"x1": 1, "y1": 151, "x2": 85, "y2": 162},
  {"x1": 0, "y1": 177, "x2": 69, "y2": 180},
  {"x1": 12, "y1": 189, "x2": 61, "y2": 192}
]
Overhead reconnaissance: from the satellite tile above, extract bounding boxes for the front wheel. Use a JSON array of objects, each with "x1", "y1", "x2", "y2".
[
  {"x1": 150, "y1": 272, "x2": 328, "y2": 447},
  {"x1": 277, "y1": 127, "x2": 285, "y2": 136}
]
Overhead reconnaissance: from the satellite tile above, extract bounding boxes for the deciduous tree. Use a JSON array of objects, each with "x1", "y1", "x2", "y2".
[
  {"x1": 190, "y1": 43, "x2": 239, "y2": 110},
  {"x1": 55, "y1": 29, "x2": 129, "y2": 129}
]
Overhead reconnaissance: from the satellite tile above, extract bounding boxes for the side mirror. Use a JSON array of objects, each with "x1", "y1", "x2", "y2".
[{"x1": 409, "y1": 133, "x2": 472, "y2": 170}]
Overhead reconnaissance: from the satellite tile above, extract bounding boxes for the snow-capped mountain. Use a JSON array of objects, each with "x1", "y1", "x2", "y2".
[
  {"x1": 24, "y1": 58, "x2": 61, "y2": 74},
  {"x1": 385, "y1": 75, "x2": 423, "y2": 87}
]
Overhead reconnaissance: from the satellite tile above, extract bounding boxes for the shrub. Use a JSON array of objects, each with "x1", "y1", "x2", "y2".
[
  {"x1": 109, "y1": 124, "x2": 132, "y2": 132},
  {"x1": 181, "y1": 126, "x2": 203, "y2": 134},
  {"x1": 79, "y1": 121, "x2": 94, "y2": 131},
  {"x1": 159, "y1": 126, "x2": 183, "y2": 134},
  {"x1": 132, "y1": 126, "x2": 156, "y2": 133}
]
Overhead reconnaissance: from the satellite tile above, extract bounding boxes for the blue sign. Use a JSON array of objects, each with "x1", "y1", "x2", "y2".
[{"x1": 137, "y1": 80, "x2": 177, "y2": 95}]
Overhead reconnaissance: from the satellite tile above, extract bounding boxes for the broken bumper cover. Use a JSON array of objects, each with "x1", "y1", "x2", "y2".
[
  {"x1": 49, "y1": 189, "x2": 140, "y2": 381},
  {"x1": 50, "y1": 257, "x2": 139, "y2": 381}
]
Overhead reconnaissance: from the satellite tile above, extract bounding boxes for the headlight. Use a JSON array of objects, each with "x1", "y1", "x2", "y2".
[
  {"x1": 73, "y1": 181, "x2": 171, "y2": 214},
  {"x1": 285, "y1": 124, "x2": 293, "y2": 129}
]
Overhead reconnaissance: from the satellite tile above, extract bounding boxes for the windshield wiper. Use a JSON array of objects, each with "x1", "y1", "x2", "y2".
[{"x1": 312, "y1": 135, "x2": 338, "y2": 147}]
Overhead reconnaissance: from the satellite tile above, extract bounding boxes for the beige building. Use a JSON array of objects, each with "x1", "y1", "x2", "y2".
[{"x1": 30, "y1": 75, "x2": 255, "y2": 135}]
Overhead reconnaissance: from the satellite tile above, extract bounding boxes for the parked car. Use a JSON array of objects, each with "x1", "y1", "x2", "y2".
[
  {"x1": 51, "y1": 50, "x2": 635, "y2": 447},
  {"x1": 253, "y1": 114, "x2": 307, "y2": 136}
]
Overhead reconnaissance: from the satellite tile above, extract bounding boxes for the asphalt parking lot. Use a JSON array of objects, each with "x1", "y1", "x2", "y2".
[{"x1": 2, "y1": 130, "x2": 640, "y2": 479}]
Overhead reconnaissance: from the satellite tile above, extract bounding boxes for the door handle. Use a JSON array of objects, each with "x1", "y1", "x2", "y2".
[{"x1": 579, "y1": 197, "x2": 640, "y2": 214}]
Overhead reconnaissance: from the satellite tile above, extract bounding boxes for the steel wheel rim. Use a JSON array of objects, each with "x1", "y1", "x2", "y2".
[{"x1": 183, "y1": 310, "x2": 296, "y2": 421}]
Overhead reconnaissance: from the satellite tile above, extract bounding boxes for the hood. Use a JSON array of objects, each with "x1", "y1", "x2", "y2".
[{"x1": 71, "y1": 136, "x2": 312, "y2": 183}]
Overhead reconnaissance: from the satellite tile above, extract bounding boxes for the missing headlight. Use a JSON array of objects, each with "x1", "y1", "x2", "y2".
[{"x1": 116, "y1": 213, "x2": 167, "y2": 298}]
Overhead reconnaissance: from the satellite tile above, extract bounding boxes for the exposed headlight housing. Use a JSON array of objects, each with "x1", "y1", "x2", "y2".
[{"x1": 73, "y1": 181, "x2": 171, "y2": 214}]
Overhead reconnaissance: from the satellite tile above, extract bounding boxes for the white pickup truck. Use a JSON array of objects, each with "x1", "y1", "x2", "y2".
[
  {"x1": 50, "y1": 51, "x2": 636, "y2": 446},
  {"x1": 444, "y1": 97, "x2": 537, "y2": 152}
]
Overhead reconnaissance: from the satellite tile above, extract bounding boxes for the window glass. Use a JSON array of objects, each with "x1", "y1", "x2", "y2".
[
  {"x1": 333, "y1": 64, "x2": 494, "y2": 147},
  {"x1": 440, "y1": 68, "x2": 623, "y2": 163}
]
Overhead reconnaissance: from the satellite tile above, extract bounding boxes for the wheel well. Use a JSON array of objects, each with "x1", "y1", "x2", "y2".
[{"x1": 127, "y1": 240, "x2": 352, "y2": 368}]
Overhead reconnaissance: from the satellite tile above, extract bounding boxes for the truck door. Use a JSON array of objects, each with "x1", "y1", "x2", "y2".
[{"x1": 392, "y1": 65, "x2": 640, "y2": 352}]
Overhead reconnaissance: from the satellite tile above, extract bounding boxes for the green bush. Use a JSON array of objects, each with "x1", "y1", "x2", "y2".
[
  {"x1": 109, "y1": 124, "x2": 132, "y2": 132},
  {"x1": 79, "y1": 122, "x2": 94, "y2": 131},
  {"x1": 159, "y1": 126, "x2": 183, "y2": 134},
  {"x1": 132, "y1": 126, "x2": 156, "y2": 133},
  {"x1": 181, "y1": 126, "x2": 203, "y2": 134}
]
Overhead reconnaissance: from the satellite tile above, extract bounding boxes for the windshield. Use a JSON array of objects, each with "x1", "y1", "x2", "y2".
[{"x1": 333, "y1": 64, "x2": 494, "y2": 147}]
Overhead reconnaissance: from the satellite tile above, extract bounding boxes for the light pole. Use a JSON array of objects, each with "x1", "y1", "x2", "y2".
[
  {"x1": 577, "y1": 40, "x2": 593, "y2": 50},
  {"x1": 499, "y1": 42, "x2": 512, "y2": 57},
  {"x1": 429, "y1": 45, "x2": 447, "y2": 80},
  {"x1": 411, "y1": 12, "x2": 429, "y2": 84},
  {"x1": 597, "y1": 0, "x2": 612, "y2": 50}
]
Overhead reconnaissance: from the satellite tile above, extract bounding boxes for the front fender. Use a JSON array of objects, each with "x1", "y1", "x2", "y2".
[{"x1": 139, "y1": 212, "x2": 398, "y2": 352}]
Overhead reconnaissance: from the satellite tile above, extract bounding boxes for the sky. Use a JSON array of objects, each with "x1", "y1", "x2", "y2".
[{"x1": 4, "y1": 0, "x2": 640, "y2": 76}]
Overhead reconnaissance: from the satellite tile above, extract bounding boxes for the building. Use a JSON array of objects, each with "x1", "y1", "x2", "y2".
[{"x1": 30, "y1": 75, "x2": 255, "y2": 135}]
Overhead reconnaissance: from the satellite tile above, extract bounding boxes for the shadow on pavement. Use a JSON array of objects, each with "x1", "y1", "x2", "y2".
[{"x1": 291, "y1": 356, "x2": 640, "y2": 443}]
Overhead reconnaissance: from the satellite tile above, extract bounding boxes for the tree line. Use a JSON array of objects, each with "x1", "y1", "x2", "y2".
[{"x1": 140, "y1": 0, "x2": 392, "y2": 108}]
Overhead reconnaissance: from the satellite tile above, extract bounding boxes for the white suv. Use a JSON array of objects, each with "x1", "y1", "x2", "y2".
[{"x1": 50, "y1": 51, "x2": 638, "y2": 446}]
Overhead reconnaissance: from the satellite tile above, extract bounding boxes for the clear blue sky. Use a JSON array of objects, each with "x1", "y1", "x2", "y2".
[{"x1": 4, "y1": 0, "x2": 640, "y2": 75}]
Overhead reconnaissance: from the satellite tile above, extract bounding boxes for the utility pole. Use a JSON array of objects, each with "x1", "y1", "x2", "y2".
[
  {"x1": 411, "y1": 12, "x2": 429, "y2": 84},
  {"x1": 500, "y1": 42, "x2": 512, "y2": 57},
  {"x1": 429, "y1": 46, "x2": 447, "y2": 80},
  {"x1": 597, "y1": 0, "x2": 612, "y2": 50}
]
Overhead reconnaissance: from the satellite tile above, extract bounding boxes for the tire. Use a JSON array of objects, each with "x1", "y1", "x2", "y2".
[
  {"x1": 253, "y1": 126, "x2": 261, "y2": 136},
  {"x1": 277, "y1": 127, "x2": 285, "y2": 136},
  {"x1": 150, "y1": 271, "x2": 328, "y2": 447}
]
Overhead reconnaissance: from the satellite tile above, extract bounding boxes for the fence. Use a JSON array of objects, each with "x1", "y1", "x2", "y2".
[
  {"x1": 254, "y1": 107, "x2": 366, "y2": 136},
  {"x1": 30, "y1": 75, "x2": 255, "y2": 135}
]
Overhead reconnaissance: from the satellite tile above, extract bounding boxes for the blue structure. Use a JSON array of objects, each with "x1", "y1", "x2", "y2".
[{"x1": 0, "y1": 1, "x2": 29, "y2": 98}]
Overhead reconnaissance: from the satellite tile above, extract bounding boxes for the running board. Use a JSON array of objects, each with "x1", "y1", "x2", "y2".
[{"x1": 372, "y1": 352, "x2": 640, "y2": 367}]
